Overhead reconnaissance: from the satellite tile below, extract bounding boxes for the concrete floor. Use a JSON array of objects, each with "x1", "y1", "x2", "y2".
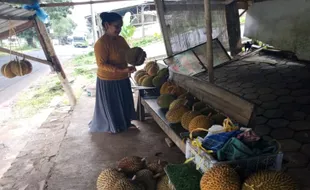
[
  {"x1": 46, "y1": 94, "x2": 184, "y2": 190},
  {"x1": 1, "y1": 52, "x2": 310, "y2": 189}
]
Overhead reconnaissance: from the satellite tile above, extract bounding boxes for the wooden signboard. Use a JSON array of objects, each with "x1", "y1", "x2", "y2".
[
  {"x1": 163, "y1": 38, "x2": 231, "y2": 76},
  {"x1": 193, "y1": 38, "x2": 231, "y2": 67}
]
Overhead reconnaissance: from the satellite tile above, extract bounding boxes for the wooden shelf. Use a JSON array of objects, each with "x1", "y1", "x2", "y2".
[{"x1": 141, "y1": 98, "x2": 187, "y2": 154}]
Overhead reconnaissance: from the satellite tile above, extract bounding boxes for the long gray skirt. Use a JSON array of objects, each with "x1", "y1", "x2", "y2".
[{"x1": 88, "y1": 77, "x2": 137, "y2": 133}]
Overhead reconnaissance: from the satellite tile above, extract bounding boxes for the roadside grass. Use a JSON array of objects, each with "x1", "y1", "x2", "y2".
[
  {"x1": 12, "y1": 76, "x2": 64, "y2": 118},
  {"x1": 130, "y1": 34, "x2": 163, "y2": 47}
]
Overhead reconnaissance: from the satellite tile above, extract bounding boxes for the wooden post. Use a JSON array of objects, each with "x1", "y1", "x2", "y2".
[
  {"x1": 154, "y1": 0, "x2": 173, "y2": 56},
  {"x1": 226, "y1": 1, "x2": 242, "y2": 56},
  {"x1": 204, "y1": 0, "x2": 214, "y2": 83},
  {"x1": 34, "y1": 18, "x2": 77, "y2": 106}
]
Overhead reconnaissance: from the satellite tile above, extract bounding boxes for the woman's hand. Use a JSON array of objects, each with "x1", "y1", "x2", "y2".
[{"x1": 121, "y1": 66, "x2": 136, "y2": 73}]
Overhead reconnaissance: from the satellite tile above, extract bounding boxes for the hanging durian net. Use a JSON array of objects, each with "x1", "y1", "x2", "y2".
[{"x1": 162, "y1": 0, "x2": 229, "y2": 55}]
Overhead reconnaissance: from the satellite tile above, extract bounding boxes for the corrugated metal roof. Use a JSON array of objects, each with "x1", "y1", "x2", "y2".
[{"x1": 0, "y1": 3, "x2": 35, "y2": 35}]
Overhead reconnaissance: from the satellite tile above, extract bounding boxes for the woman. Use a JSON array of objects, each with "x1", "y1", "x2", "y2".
[{"x1": 89, "y1": 12, "x2": 140, "y2": 133}]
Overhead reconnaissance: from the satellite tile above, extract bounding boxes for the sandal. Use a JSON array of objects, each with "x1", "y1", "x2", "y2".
[{"x1": 129, "y1": 124, "x2": 138, "y2": 129}]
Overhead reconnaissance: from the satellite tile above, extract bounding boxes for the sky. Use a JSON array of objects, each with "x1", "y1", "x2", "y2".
[{"x1": 68, "y1": 0, "x2": 146, "y2": 35}]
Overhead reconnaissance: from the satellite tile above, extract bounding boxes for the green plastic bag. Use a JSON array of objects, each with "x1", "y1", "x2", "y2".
[{"x1": 217, "y1": 137, "x2": 279, "y2": 161}]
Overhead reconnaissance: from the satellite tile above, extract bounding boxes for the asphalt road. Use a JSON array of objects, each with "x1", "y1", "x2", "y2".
[{"x1": 0, "y1": 45, "x2": 92, "y2": 105}]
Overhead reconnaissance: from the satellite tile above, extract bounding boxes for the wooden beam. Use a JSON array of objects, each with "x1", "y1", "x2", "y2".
[
  {"x1": 154, "y1": 0, "x2": 173, "y2": 56},
  {"x1": 226, "y1": 0, "x2": 242, "y2": 56},
  {"x1": 0, "y1": 46, "x2": 52, "y2": 65},
  {"x1": 0, "y1": 21, "x2": 34, "y2": 40},
  {"x1": 0, "y1": 15, "x2": 33, "y2": 21},
  {"x1": 204, "y1": 0, "x2": 214, "y2": 83},
  {"x1": 34, "y1": 18, "x2": 77, "y2": 106},
  {"x1": 170, "y1": 72, "x2": 255, "y2": 127},
  {"x1": 39, "y1": 0, "x2": 135, "y2": 7}
]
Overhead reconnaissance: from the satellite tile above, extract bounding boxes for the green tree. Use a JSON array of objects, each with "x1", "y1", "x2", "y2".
[
  {"x1": 51, "y1": 17, "x2": 76, "y2": 44},
  {"x1": 18, "y1": 0, "x2": 73, "y2": 47},
  {"x1": 18, "y1": 28, "x2": 37, "y2": 48},
  {"x1": 120, "y1": 12, "x2": 136, "y2": 42}
]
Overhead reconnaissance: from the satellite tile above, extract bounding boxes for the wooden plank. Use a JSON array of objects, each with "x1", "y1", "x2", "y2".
[
  {"x1": 141, "y1": 98, "x2": 186, "y2": 154},
  {"x1": 39, "y1": 0, "x2": 135, "y2": 7},
  {"x1": 0, "y1": 15, "x2": 32, "y2": 20},
  {"x1": 154, "y1": 0, "x2": 173, "y2": 56},
  {"x1": 0, "y1": 21, "x2": 34, "y2": 40},
  {"x1": 0, "y1": 0, "x2": 36, "y2": 4},
  {"x1": 225, "y1": 0, "x2": 242, "y2": 56},
  {"x1": 204, "y1": 0, "x2": 214, "y2": 83},
  {"x1": 0, "y1": 46, "x2": 52, "y2": 65},
  {"x1": 34, "y1": 18, "x2": 77, "y2": 106},
  {"x1": 170, "y1": 72, "x2": 255, "y2": 127}
]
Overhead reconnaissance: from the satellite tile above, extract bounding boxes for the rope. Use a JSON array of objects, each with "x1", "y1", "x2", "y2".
[{"x1": 8, "y1": 20, "x2": 25, "y2": 76}]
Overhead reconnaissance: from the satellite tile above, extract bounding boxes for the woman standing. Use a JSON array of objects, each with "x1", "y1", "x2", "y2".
[{"x1": 89, "y1": 12, "x2": 141, "y2": 133}]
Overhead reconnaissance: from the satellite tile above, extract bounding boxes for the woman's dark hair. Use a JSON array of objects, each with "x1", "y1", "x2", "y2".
[{"x1": 99, "y1": 12, "x2": 122, "y2": 26}]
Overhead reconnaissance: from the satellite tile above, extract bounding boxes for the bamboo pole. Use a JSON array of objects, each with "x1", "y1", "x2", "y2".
[
  {"x1": 0, "y1": 46, "x2": 52, "y2": 65},
  {"x1": 204, "y1": 0, "x2": 214, "y2": 83}
]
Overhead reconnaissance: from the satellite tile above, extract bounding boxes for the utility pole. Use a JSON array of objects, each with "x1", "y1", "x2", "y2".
[
  {"x1": 141, "y1": 5, "x2": 145, "y2": 38},
  {"x1": 90, "y1": 0, "x2": 97, "y2": 44}
]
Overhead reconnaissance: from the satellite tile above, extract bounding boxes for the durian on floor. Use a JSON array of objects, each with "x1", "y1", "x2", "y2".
[{"x1": 96, "y1": 156, "x2": 170, "y2": 190}]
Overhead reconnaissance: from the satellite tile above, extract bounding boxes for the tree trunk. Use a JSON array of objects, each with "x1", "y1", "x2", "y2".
[{"x1": 26, "y1": 37, "x2": 37, "y2": 48}]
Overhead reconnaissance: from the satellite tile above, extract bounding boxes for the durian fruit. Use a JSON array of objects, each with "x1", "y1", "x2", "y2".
[
  {"x1": 188, "y1": 114, "x2": 212, "y2": 133},
  {"x1": 138, "y1": 75, "x2": 149, "y2": 86},
  {"x1": 117, "y1": 156, "x2": 146, "y2": 174},
  {"x1": 144, "y1": 61, "x2": 156, "y2": 71},
  {"x1": 19, "y1": 58, "x2": 32, "y2": 75},
  {"x1": 112, "y1": 178, "x2": 145, "y2": 190},
  {"x1": 200, "y1": 164, "x2": 240, "y2": 190},
  {"x1": 200, "y1": 108, "x2": 217, "y2": 117},
  {"x1": 157, "y1": 94, "x2": 176, "y2": 109},
  {"x1": 10, "y1": 57, "x2": 31, "y2": 76},
  {"x1": 160, "y1": 81, "x2": 174, "y2": 95},
  {"x1": 134, "y1": 70, "x2": 146, "y2": 82},
  {"x1": 157, "y1": 68, "x2": 169, "y2": 77},
  {"x1": 134, "y1": 169, "x2": 156, "y2": 190},
  {"x1": 97, "y1": 168, "x2": 126, "y2": 190},
  {"x1": 166, "y1": 105, "x2": 190, "y2": 124},
  {"x1": 134, "y1": 70, "x2": 146, "y2": 76},
  {"x1": 169, "y1": 98, "x2": 187, "y2": 110},
  {"x1": 147, "y1": 160, "x2": 168, "y2": 176},
  {"x1": 152, "y1": 75, "x2": 166, "y2": 88},
  {"x1": 147, "y1": 64, "x2": 159, "y2": 76},
  {"x1": 1, "y1": 62, "x2": 16, "y2": 78},
  {"x1": 242, "y1": 171, "x2": 298, "y2": 190},
  {"x1": 157, "y1": 175, "x2": 171, "y2": 190},
  {"x1": 178, "y1": 92, "x2": 194, "y2": 100},
  {"x1": 141, "y1": 76, "x2": 154, "y2": 87},
  {"x1": 181, "y1": 111, "x2": 201, "y2": 130},
  {"x1": 211, "y1": 113, "x2": 226, "y2": 125},
  {"x1": 167, "y1": 86, "x2": 186, "y2": 97},
  {"x1": 192, "y1": 102, "x2": 206, "y2": 112},
  {"x1": 125, "y1": 47, "x2": 146, "y2": 66}
]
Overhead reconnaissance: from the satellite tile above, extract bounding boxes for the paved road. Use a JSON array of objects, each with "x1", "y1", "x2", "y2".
[{"x1": 0, "y1": 45, "x2": 92, "y2": 105}]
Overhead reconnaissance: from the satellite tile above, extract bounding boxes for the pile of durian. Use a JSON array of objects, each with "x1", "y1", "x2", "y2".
[
  {"x1": 157, "y1": 82, "x2": 227, "y2": 131},
  {"x1": 97, "y1": 156, "x2": 171, "y2": 190},
  {"x1": 200, "y1": 164, "x2": 298, "y2": 190},
  {"x1": 133, "y1": 61, "x2": 169, "y2": 87}
]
